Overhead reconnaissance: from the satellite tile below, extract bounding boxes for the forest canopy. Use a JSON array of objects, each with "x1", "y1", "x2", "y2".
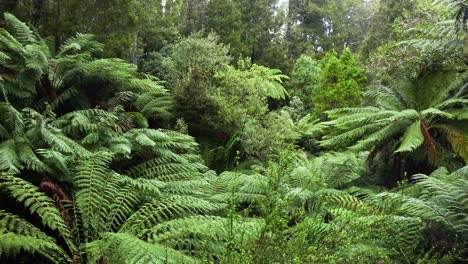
[{"x1": 0, "y1": 0, "x2": 467, "y2": 263}]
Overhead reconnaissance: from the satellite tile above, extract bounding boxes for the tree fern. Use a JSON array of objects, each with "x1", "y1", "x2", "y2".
[
  {"x1": 0, "y1": 209, "x2": 72, "y2": 263},
  {"x1": 147, "y1": 215, "x2": 263, "y2": 260},
  {"x1": 0, "y1": 173, "x2": 77, "y2": 258},
  {"x1": 73, "y1": 152, "x2": 114, "y2": 242},
  {"x1": 0, "y1": 233, "x2": 71, "y2": 264},
  {"x1": 362, "y1": 167, "x2": 468, "y2": 259},
  {"x1": 0, "y1": 148, "x2": 229, "y2": 262},
  {"x1": 408, "y1": 168, "x2": 467, "y2": 241},
  {"x1": 120, "y1": 196, "x2": 225, "y2": 237},
  {"x1": 321, "y1": 69, "x2": 468, "y2": 164},
  {"x1": 208, "y1": 171, "x2": 267, "y2": 204},
  {"x1": 0, "y1": 103, "x2": 87, "y2": 176},
  {"x1": 85, "y1": 232, "x2": 198, "y2": 264},
  {"x1": 1, "y1": 13, "x2": 172, "y2": 121}
]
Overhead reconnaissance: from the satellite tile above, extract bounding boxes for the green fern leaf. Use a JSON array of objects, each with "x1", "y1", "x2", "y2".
[{"x1": 395, "y1": 121, "x2": 424, "y2": 153}]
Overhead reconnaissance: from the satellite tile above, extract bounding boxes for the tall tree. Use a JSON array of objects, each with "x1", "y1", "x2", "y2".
[
  {"x1": 286, "y1": 0, "x2": 327, "y2": 59},
  {"x1": 359, "y1": 0, "x2": 415, "y2": 60},
  {"x1": 179, "y1": 0, "x2": 209, "y2": 35},
  {"x1": 236, "y1": 0, "x2": 279, "y2": 62},
  {"x1": 312, "y1": 48, "x2": 366, "y2": 117},
  {"x1": 206, "y1": 0, "x2": 244, "y2": 59},
  {"x1": 286, "y1": 0, "x2": 376, "y2": 60},
  {"x1": 1, "y1": 0, "x2": 166, "y2": 62}
]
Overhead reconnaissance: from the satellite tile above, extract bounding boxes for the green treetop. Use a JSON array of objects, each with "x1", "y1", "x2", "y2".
[{"x1": 312, "y1": 47, "x2": 366, "y2": 117}]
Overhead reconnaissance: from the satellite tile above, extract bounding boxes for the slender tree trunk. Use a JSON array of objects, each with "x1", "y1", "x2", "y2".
[
  {"x1": 31, "y1": 0, "x2": 44, "y2": 27},
  {"x1": 129, "y1": 33, "x2": 139, "y2": 65}
]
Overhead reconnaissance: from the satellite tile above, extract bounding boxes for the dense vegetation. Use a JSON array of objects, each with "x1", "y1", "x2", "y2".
[{"x1": 0, "y1": 0, "x2": 467, "y2": 263}]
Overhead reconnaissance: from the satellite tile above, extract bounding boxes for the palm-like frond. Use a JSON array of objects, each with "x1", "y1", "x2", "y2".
[
  {"x1": 394, "y1": 121, "x2": 424, "y2": 153},
  {"x1": 366, "y1": 167, "x2": 467, "y2": 250},
  {"x1": 1, "y1": 13, "x2": 172, "y2": 120},
  {"x1": 0, "y1": 145, "x2": 229, "y2": 262},
  {"x1": 85, "y1": 232, "x2": 198, "y2": 264},
  {"x1": 0, "y1": 210, "x2": 71, "y2": 264},
  {"x1": 148, "y1": 215, "x2": 263, "y2": 259},
  {"x1": 0, "y1": 103, "x2": 88, "y2": 176},
  {"x1": 0, "y1": 233, "x2": 71, "y2": 264},
  {"x1": 321, "y1": 69, "x2": 468, "y2": 163},
  {"x1": 0, "y1": 173, "x2": 76, "y2": 257},
  {"x1": 208, "y1": 171, "x2": 267, "y2": 204}
]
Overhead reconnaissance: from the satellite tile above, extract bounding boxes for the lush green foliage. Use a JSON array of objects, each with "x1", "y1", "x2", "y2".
[
  {"x1": 1, "y1": 0, "x2": 467, "y2": 263},
  {"x1": 312, "y1": 48, "x2": 367, "y2": 117},
  {"x1": 288, "y1": 55, "x2": 321, "y2": 110}
]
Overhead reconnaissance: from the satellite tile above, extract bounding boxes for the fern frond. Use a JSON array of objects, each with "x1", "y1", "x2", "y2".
[
  {"x1": 3, "y1": 13, "x2": 37, "y2": 45},
  {"x1": 0, "y1": 103, "x2": 24, "y2": 136},
  {"x1": 57, "y1": 33, "x2": 104, "y2": 57},
  {"x1": 320, "y1": 123, "x2": 382, "y2": 149},
  {"x1": 0, "y1": 211, "x2": 72, "y2": 263},
  {"x1": 148, "y1": 216, "x2": 263, "y2": 259},
  {"x1": 120, "y1": 196, "x2": 225, "y2": 237},
  {"x1": 0, "y1": 210, "x2": 55, "y2": 242},
  {"x1": 73, "y1": 152, "x2": 115, "y2": 242},
  {"x1": 395, "y1": 121, "x2": 424, "y2": 153},
  {"x1": 0, "y1": 140, "x2": 21, "y2": 172},
  {"x1": 433, "y1": 125, "x2": 468, "y2": 162},
  {"x1": 0, "y1": 173, "x2": 76, "y2": 254},
  {"x1": 349, "y1": 120, "x2": 411, "y2": 151},
  {"x1": 446, "y1": 109, "x2": 468, "y2": 120},
  {"x1": 0, "y1": 233, "x2": 72, "y2": 264},
  {"x1": 134, "y1": 91, "x2": 173, "y2": 120},
  {"x1": 208, "y1": 172, "x2": 267, "y2": 203},
  {"x1": 105, "y1": 183, "x2": 143, "y2": 232},
  {"x1": 85, "y1": 232, "x2": 197, "y2": 264}
]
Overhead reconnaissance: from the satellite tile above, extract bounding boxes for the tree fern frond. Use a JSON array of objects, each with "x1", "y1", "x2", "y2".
[
  {"x1": 0, "y1": 173, "x2": 76, "y2": 254},
  {"x1": 421, "y1": 108, "x2": 453, "y2": 119},
  {"x1": 433, "y1": 125, "x2": 468, "y2": 162},
  {"x1": 326, "y1": 191, "x2": 372, "y2": 213},
  {"x1": 57, "y1": 33, "x2": 104, "y2": 57},
  {"x1": 446, "y1": 109, "x2": 468, "y2": 120},
  {"x1": 332, "y1": 110, "x2": 397, "y2": 130},
  {"x1": 320, "y1": 123, "x2": 382, "y2": 149},
  {"x1": 0, "y1": 233, "x2": 72, "y2": 264},
  {"x1": 85, "y1": 232, "x2": 197, "y2": 264},
  {"x1": 372, "y1": 168, "x2": 468, "y2": 242},
  {"x1": 148, "y1": 216, "x2": 263, "y2": 259},
  {"x1": 103, "y1": 175, "x2": 166, "y2": 233},
  {"x1": 73, "y1": 152, "x2": 113, "y2": 241},
  {"x1": 0, "y1": 103, "x2": 24, "y2": 136},
  {"x1": 395, "y1": 121, "x2": 424, "y2": 153},
  {"x1": 365, "y1": 85, "x2": 408, "y2": 110},
  {"x1": 3, "y1": 13, "x2": 37, "y2": 45},
  {"x1": 15, "y1": 138, "x2": 49, "y2": 172},
  {"x1": 349, "y1": 120, "x2": 411, "y2": 151},
  {"x1": 0, "y1": 140, "x2": 21, "y2": 172},
  {"x1": 0, "y1": 211, "x2": 72, "y2": 261},
  {"x1": 134, "y1": 91, "x2": 173, "y2": 120},
  {"x1": 120, "y1": 196, "x2": 225, "y2": 237},
  {"x1": 49, "y1": 88, "x2": 78, "y2": 111},
  {"x1": 435, "y1": 98, "x2": 468, "y2": 109},
  {"x1": 326, "y1": 106, "x2": 381, "y2": 117},
  {"x1": 208, "y1": 172, "x2": 267, "y2": 203},
  {"x1": 0, "y1": 210, "x2": 54, "y2": 242}
]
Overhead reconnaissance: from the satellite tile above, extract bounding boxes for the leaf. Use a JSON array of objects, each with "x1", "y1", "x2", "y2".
[
  {"x1": 395, "y1": 121, "x2": 424, "y2": 153},
  {"x1": 135, "y1": 133, "x2": 156, "y2": 147}
]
